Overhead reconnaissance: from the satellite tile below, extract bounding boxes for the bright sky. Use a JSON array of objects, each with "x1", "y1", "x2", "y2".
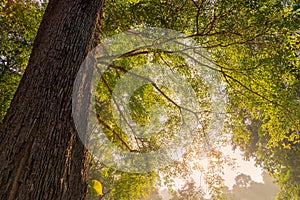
[
  {"x1": 159, "y1": 143, "x2": 265, "y2": 199},
  {"x1": 194, "y1": 145, "x2": 264, "y2": 194},
  {"x1": 221, "y1": 145, "x2": 264, "y2": 189}
]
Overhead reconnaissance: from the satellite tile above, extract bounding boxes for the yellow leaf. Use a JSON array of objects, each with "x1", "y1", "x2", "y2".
[{"x1": 90, "y1": 179, "x2": 103, "y2": 196}]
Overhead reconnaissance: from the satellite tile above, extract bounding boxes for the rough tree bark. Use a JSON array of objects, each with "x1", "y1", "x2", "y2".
[{"x1": 0, "y1": 0, "x2": 104, "y2": 199}]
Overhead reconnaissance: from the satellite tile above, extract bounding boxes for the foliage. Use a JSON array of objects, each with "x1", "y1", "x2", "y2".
[
  {"x1": 0, "y1": 0, "x2": 45, "y2": 121},
  {"x1": 88, "y1": 158, "x2": 158, "y2": 200},
  {"x1": 216, "y1": 1, "x2": 300, "y2": 198},
  {"x1": 225, "y1": 172, "x2": 279, "y2": 200},
  {"x1": 99, "y1": 0, "x2": 300, "y2": 197},
  {"x1": 171, "y1": 180, "x2": 206, "y2": 200}
]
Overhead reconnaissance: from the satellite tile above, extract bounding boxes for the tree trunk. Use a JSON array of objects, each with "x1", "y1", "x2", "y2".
[{"x1": 0, "y1": 0, "x2": 104, "y2": 199}]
